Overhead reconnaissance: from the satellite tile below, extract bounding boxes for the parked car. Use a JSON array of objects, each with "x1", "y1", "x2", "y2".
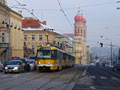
[
  {"x1": 112, "y1": 63, "x2": 120, "y2": 71},
  {"x1": 15, "y1": 58, "x2": 30, "y2": 72},
  {"x1": 101, "y1": 63, "x2": 105, "y2": 66},
  {"x1": 4, "y1": 60, "x2": 24, "y2": 74},
  {"x1": 96, "y1": 62, "x2": 100, "y2": 66},
  {"x1": 28, "y1": 59, "x2": 36, "y2": 71},
  {"x1": 0, "y1": 61, "x2": 3, "y2": 72}
]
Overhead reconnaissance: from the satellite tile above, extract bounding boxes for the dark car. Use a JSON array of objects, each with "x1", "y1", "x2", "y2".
[
  {"x1": 96, "y1": 63, "x2": 100, "y2": 66},
  {"x1": 101, "y1": 63, "x2": 105, "y2": 66},
  {"x1": 15, "y1": 59, "x2": 30, "y2": 72},
  {"x1": 112, "y1": 63, "x2": 120, "y2": 71}
]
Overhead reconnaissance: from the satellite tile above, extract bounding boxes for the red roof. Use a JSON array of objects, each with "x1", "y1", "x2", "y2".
[
  {"x1": 22, "y1": 19, "x2": 40, "y2": 28},
  {"x1": 22, "y1": 18, "x2": 46, "y2": 28}
]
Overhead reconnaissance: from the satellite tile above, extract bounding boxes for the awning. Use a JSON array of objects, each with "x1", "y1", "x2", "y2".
[{"x1": 0, "y1": 48, "x2": 7, "y2": 55}]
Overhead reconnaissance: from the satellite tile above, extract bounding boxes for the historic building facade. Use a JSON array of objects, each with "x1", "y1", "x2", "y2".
[
  {"x1": 0, "y1": 1, "x2": 24, "y2": 63},
  {"x1": 74, "y1": 9, "x2": 88, "y2": 64},
  {"x1": 24, "y1": 29, "x2": 74, "y2": 57},
  {"x1": 23, "y1": 17, "x2": 75, "y2": 57}
]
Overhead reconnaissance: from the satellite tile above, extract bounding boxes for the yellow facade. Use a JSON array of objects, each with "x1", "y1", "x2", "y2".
[
  {"x1": 24, "y1": 30, "x2": 60, "y2": 54},
  {"x1": 0, "y1": 3, "x2": 24, "y2": 60},
  {"x1": 9, "y1": 10, "x2": 24, "y2": 58}
]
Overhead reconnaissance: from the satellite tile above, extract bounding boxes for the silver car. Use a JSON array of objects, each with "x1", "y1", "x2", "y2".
[
  {"x1": 4, "y1": 60, "x2": 24, "y2": 74},
  {"x1": 0, "y1": 61, "x2": 3, "y2": 72}
]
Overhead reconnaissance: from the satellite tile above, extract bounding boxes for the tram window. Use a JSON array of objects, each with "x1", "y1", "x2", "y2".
[
  {"x1": 51, "y1": 50, "x2": 57, "y2": 60},
  {"x1": 37, "y1": 50, "x2": 51, "y2": 59},
  {"x1": 63, "y1": 53, "x2": 66, "y2": 60}
]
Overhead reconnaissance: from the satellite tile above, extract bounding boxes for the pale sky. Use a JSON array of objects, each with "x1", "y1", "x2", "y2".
[{"x1": 7, "y1": 0, "x2": 120, "y2": 47}]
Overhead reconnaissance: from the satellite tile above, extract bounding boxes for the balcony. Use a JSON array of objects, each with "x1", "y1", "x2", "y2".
[{"x1": 0, "y1": 43, "x2": 9, "y2": 48}]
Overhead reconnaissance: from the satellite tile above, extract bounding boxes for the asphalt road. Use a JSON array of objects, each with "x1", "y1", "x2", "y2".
[
  {"x1": 73, "y1": 66, "x2": 120, "y2": 90},
  {"x1": 1, "y1": 65, "x2": 119, "y2": 90},
  {"x1": 0, "y1": 65, "x2": 86, "y2": 90}
]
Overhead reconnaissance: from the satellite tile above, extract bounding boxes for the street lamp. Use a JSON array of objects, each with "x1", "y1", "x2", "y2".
[{"x1": 106, "y1": 38, "x2": 113, "y2": 66}]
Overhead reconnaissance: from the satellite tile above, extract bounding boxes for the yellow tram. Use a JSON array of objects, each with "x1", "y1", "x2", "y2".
[{"x1": 36, "y1": 46, "x2": 75, "y2": 71}]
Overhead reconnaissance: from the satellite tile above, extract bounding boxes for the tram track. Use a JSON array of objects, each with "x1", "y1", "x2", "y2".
[
  {"x1": 35, "y1": 69, "x2": 69, "y2": 90},
  {"x1": 43, "y1": 66, "x2": 86, "y2": 90},
  {"x1": 3, "y1": 72, "x2": 50, "y2": 90}
]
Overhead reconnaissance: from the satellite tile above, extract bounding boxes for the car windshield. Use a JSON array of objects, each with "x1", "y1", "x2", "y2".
[
  {"x1": 8, "y1": 61, "x2": 20, "y2": 65},
  {"x1": 16, "y1": 59, "x2": 27, "y2": 64},
  {"x1": 29, "y1": 61, "x2": 34, "y2": 63}
]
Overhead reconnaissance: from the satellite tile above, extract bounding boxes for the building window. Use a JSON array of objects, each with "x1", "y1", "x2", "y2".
[
  {"x1": 32, "y1": 45, "x2": 35, "y2": 54},
  {"x1": 2, "y1": 33, "x2": 5, "y2": 43},
  {"x1": 39, "y1": 35, "x2": 42, "y2": 40},
  {"x1": 2, "y1": 33, "x2": 5, "y2": 36},
  {"x1": 24, "y1": 35, "x2": 27, "y2": 40},
  {"x1": 81, "y1": 29, "x2": 83, "y2": 33},
  {"x1": 32, "y1": 45, "x2": 35, "y2": 49},
  {"x1": 78, "y1": 28, "x2": 80, "y2": 33},
  {"x1": 32, "y1": 35, "x2": 35, "y2": 40}
]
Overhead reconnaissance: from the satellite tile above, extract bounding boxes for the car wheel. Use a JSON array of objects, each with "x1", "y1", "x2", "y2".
[
  {"x1": 22, "y1": 68, "x2": 24, "y2": 73},
  {"x1": 4, "y1": 71, "x2": 7, "y2": 74}
]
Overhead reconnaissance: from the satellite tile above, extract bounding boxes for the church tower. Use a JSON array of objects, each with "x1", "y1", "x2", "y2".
[{"x1": 74, "y1": 8, "x2": 87, "y2": 64}]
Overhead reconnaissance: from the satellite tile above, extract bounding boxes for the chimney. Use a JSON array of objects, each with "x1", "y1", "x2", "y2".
[
  {"x1": 0, "y1": 0, "x2": 7, "y2": 5},
  {"x1": 18, "y1": 10, "x2": 22, "y2": 15},
  {"x1": 42, "y1": 21, "x2": 46, "y2": 25}
]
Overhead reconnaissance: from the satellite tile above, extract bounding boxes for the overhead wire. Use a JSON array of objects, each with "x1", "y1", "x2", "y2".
[
  {"x1": 14, "y1": 0, "x2": 39, "y2": 21},
  {"x1": 56, "y1": 0, "x2": 74, "y2": 29}
]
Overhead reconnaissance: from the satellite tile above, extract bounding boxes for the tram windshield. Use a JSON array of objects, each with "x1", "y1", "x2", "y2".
[{"x1": 37, "y1": 50, "x2": 57, "y2": 59}]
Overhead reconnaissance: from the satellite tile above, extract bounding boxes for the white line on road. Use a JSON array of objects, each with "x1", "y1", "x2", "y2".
[
  {"x1": 82, "y1": 65, "x2": 88, "y2": 76},
  {"x1": 90, "y1": 86, "x2": 96, "y2": 89},
  {"x1": 1, "y1": 75, "x2": 9, "y2": 78},
  {"x1": 12, "y1": 74, "x2": 20, "y2": 78},
  {"x1": 90, "y1": 76, "x2": 96, "y2": 79},
  {"x1": 111, "y1": 77, "x2": 119, "y2": 80},
  {"x1": 100, "y1": 76, "x2": 107, "y2": 80}
]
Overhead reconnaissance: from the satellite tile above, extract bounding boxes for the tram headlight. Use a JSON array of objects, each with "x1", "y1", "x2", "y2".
[{"x1": 48, "y1": 62, "x2": 50, "y2": 65}]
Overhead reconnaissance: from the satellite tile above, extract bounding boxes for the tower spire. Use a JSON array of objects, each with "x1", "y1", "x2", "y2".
[
  {"x1": 81, "y1": 10, "x2": 83, "y2": 16},
  {"x1": 78, "y1": 7, "x2": 80, "y2": 13}
]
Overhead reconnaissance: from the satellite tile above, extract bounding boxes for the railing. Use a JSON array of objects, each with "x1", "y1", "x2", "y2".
[{"x1": 0, "y1": 43, "x2": 9, "y2": 48}]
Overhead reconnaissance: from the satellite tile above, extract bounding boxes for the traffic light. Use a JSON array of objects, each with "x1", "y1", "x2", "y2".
[{"x1": 100, "y1": 43, "x2": 103, "y2": 47}]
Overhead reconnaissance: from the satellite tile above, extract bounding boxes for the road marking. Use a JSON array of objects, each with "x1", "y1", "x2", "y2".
[
  {"x1": 90, "y1": 86, "x2": 96, "y2": 89},
  {"x1": 1, "y1": 75, "x2": 9, "y2": 78},
  {"x1": 82, "y1": 65, "x2": 88, "y2": 76},
  {"x1": 12, "y1": 74, "x2": 20, "y2": 78},
  {"x1": 111, "y1": 77, "x2": 119, "y2": 80},
  {"x1": 100, "y1": 76, "x2": 107, "y2": 80},
  {"x1": 90, "y1": 76, "x2": 96, "y2": 79}
]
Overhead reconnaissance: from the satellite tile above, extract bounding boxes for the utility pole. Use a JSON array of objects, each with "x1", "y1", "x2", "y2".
[{"x1": 111, "y1": 42, "x2": 113, "y2": 66}]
